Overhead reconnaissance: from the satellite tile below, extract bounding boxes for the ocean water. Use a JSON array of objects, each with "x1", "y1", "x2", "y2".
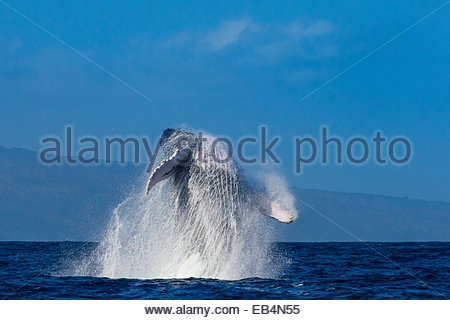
[
  {"x1": 1, "y1": 133, "x2": 448, "y2": 299},
  {"x1": 0, "y1": 241, "x2": 448, "y2": 299}
]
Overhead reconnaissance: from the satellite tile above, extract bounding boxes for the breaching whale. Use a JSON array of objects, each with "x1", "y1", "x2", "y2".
[{"x1": 146, "y1": 128, "x2": 295, "y2": 224}]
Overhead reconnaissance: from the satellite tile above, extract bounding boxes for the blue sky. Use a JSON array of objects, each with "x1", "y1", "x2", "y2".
[{"x1": 0, "y1": 0, "x2": 449, "y2": 201}]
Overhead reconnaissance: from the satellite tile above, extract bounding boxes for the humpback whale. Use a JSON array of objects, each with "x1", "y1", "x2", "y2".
[
  {"x1": 86, "y1": 128, "x2": 296, "y2": 279},
  {"x1": 146, "y1": 128, "x2": 295, "y2": 224}
]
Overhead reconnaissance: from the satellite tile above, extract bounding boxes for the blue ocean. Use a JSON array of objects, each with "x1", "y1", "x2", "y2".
[{"x1": 0, "y1": 242, "x2": 448, "y2": 299}]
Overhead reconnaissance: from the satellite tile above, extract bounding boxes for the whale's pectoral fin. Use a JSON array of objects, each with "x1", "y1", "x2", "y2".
[
  {"x1": 259, "y1": 200, "x2": 295, "y2": 224},
  {"x1": 146, "y1": 148, "x2": 192, "y2": 194}
]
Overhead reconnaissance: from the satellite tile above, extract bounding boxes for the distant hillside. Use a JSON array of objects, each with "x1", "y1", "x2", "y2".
[
  {"x1": 0, "y1": 146, "x2": 449, "y2": 241},
  {"x1": 0, "y1": 146, "x2": 143, "y2": 241},
  {"x1": 279, "y1": 188, "x2": 450, "y2": 242}
]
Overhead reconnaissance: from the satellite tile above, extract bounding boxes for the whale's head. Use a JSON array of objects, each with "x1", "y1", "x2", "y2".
[{"x1": 159, "y1": 128, "x2": 197, "y2": 157}]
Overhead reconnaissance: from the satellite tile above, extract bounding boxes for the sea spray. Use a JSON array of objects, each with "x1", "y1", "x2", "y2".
[{"x1": 76, "y1": 132, "x2": 296, "y2": 280}]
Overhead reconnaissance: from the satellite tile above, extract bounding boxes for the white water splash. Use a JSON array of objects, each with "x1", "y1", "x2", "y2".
[
  {"x1": 76, "y1": 134, "x2": 296, "y2": 280},
  {"x1": 263, "y1": 173, "x2": 298, "y2": 220}
]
